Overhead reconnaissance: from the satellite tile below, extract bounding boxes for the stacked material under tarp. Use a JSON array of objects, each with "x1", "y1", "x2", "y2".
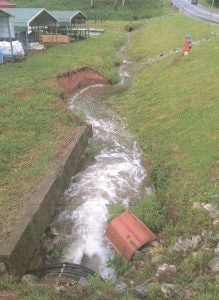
[{"x1": 0, "y1": 40, "x2": 24, "y2": 59}]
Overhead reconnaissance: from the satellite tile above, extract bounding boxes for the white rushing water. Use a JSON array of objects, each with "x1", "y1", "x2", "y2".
[
  {"x1": 62, "y1": 100, "x2": 147, "y2": 278},
  {"x1": 47, "y1": 35, "x2": 149, "y2": 278}
]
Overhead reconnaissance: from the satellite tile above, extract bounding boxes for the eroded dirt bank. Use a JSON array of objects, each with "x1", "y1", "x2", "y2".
[{"x1": 57, "y1": 67, "x2": 108, "y2": 95}]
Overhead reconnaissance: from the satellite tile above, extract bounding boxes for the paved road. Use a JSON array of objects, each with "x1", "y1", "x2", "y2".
[{"x1": 171, "y1": 0, "x2": 219, "y2": 24}]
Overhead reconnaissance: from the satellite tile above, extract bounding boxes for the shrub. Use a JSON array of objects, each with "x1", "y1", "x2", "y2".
[
  {"x1": 131, "y1": 193, "x2": 167, "y2": 233},
  {"x1": 108, "y1": 254, "x2": 131, "y2": 276}
]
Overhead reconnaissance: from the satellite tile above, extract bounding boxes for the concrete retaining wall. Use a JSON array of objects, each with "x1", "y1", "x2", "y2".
[{"x1": 0, "y1": 125, "x2": 92, "y2": 276}]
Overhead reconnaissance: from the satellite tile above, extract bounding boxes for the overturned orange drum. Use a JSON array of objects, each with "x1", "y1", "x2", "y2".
[{"x1": 106, "y1": 212, "x2": 156, "y2": 260}]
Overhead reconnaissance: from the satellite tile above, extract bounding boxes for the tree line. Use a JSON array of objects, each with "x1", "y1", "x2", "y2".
[
  {"x1": 90, "y1": 0, "x2": 132, "y2": 9},
  {"x1": 206, "y1": 0, "x2": 219, "y2": 6}
]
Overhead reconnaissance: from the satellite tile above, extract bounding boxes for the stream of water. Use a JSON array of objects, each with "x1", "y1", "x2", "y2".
[{"x1": 45, "y1": 35, "x2": 151, "y2": 279}]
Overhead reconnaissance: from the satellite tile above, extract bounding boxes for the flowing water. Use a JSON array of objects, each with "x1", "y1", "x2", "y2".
[{"x1": 44, "y1": 35, "x2": 151, "y2": 279}]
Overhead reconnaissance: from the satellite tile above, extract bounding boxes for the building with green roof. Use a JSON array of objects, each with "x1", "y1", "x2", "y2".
[
  {"x1": 4, "y1": 8, "x2": 57, "y2": 32},
  {"x1": 0, "y1": 8, "x2": 14, "y2": 38},
  {"x1": 50, "y1": 10, "x2": 88, "y2": 27},
  {"x1": 49, "y1": 10, "x2": 89, "y2": 39}
]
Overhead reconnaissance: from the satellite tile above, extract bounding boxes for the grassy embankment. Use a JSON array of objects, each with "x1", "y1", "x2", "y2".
[
  {"x1": 0, "y1": 23, "x2": 126, "y2": 243},
  {"x1": 104, "y1": 15, "x2": 219, "y2": 298},
  {"x1": 108, "y1": 15, "x2": 219, "y2": 238},
  {"x1": 15, "y1": 0, "x2": 171, "y2": 20},
  {"x1": 1, "y1": 13, "x2": 219, "y2": 299}
]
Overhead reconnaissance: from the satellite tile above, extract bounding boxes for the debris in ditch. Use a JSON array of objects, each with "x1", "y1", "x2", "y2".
[
  {"x1": 106, "y1": 212, "x2": 156, "y2": 260},
  {"x1": 26, "y1": 262, "x2": 97, "y2": 283}
]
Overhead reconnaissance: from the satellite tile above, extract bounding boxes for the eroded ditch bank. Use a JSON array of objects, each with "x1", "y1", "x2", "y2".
[
  {"x1": 57, "y1": 67, "x2": 108, "y2": 95},
  {"x1": 0, "y1": 61, "x2": 126, "y2": 276},
  {"x1": 0, "y1": 33, "x2": 144, "y2": 278},
  {"x1": 30, "y1": 34, "x2": 153, "y2": 279},
  {"x1": 0, "y1": 125, "x2": 92, "y2": 276}
]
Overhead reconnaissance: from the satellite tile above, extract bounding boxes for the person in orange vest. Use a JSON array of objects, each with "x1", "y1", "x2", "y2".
[
  {"x1": 183, "y1": 33, "x2": 192, "y2": 56},
  {"x1": 186, "y1": 33, "x2": 192, "y2": 49}
]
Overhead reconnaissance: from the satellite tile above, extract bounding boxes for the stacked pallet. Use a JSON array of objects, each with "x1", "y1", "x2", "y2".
[{"x1": 40, "y1": 35, "x2": 70, "y2": 44}]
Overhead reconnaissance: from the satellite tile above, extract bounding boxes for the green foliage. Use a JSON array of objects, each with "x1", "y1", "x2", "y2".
[
  {"x1": 147, "y1": 283, "x2": 163, "y2": 299},
  {"x1": 175, "y1": 251, "x2": 213, "y2": 285},
  {"x1": 131, "y1": 193, "x2": 167, "y2": 233},
  {"x1": 108, "y1": 202, "x2": 127, "y2": 220},
  {"x1": 14, "y1": 0, "x2": 172, "y2": 21},
  {"x1": 87, "y1": 275, "x2": 113, "y2": 295},
  {"x1": 192, "y1": 276, "x2": 219, "y2": 299},
  {"x1": 108, "y1": 254, "x2": 131, "y2": 276},
  {"x1": 0, "y1": 275, "x2": 62, "y2": 300},
  {"x1": 109, "y1": 193, "x2": 166, "y2": 233},
  {"x1": 206, "y1": 0, "x2": 219, "y2": 6}
]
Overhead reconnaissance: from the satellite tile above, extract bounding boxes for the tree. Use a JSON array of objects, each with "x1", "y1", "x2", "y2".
[
  {"x1": 122, "y1": 0, "x2": 126, "y2": 9},
  {"x1": 207, "y1": 0, "x2": 219, "y2": 6}
]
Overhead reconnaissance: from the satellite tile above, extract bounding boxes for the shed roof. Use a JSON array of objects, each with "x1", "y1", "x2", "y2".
[
  {"x1": 0, "y1": 0, "x2": 16, "y2": 8},
  {"x1": 0, "y1": 7, "x2": 13, "y2": 17},
  {"x1": 4, "y1": 8, "x2": 57, "y2": 31},
  {"x1": 50, "y1": 10, "x2": 88, "y2": 26}
]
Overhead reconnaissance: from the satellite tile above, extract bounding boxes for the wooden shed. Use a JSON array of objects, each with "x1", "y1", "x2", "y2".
[{"x1": 0, "y1": 8, "x2": 14, "y2": 39}]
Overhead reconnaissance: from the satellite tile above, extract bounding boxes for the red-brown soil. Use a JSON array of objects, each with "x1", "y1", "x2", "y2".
[{"x1": 57, "y1": 67, "x2": 108, "y2": 95}]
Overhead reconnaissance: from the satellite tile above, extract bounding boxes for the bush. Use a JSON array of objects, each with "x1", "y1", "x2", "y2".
[
  {"x1": 108, "y1": 254, "x2": 131, "y2": 276},
  {"x1": 108, "y1": 202, "x2": 127, "y2": 220},
  {"x1": 131, "y1": 193, "x2": 167, "y2": 233}
]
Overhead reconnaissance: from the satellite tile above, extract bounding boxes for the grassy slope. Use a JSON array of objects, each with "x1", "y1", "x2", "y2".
[
  {"x1": 0, "y1": 8, "x2": 219, "y2": 300},
  {"x1": 103, "y1": 15, "x2": 219, "y2": 298},
  {"x1": 108, "y1": 15, "x2": 219, "y2": 238},
  {"x1": 14, "y1": 0, "x2": 171, "y2": 20},
  {"x1": 0, "y1": 24, "x2": 125, "y2": 242}
]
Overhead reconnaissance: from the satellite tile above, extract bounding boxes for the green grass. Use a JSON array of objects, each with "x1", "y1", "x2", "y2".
[
  {"x1": 1, "y1": 12, "x2": 219, "y2": 299},
  {"x1": 127, "y1": 14, "x2": 216, "y2": 61},
  {"x1": 14, "y1": 0, "x2": 172, "y2": 20},
  {"x1": 0, "y1": 22, "x2": 125, "y2": 242},
  {"x1": 107, "y1": 15, "x2": 219, "y2": 239}
]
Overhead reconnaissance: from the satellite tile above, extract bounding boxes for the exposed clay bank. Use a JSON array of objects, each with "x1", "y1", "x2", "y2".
[{"x1": 57, "y1": 67, "x2": 108, "y2": 95}]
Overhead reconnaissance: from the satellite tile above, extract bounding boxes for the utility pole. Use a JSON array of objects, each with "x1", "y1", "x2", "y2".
[{"x1": 6, "y1": 16, "x2": 14, "y2": 60}]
